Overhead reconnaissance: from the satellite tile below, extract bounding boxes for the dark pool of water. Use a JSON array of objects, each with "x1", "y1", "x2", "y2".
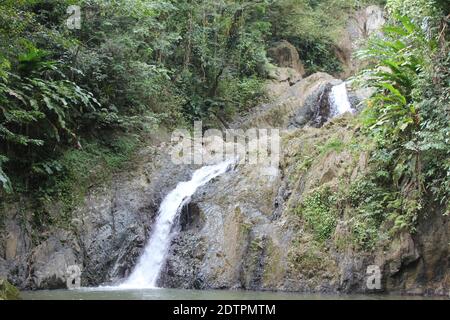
[{"x1": 20, "y1": 288, "x2": 447, "y2": 300}]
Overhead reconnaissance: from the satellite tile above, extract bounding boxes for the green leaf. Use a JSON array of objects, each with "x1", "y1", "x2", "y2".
[{"x1": 380, "y1": 83, "x2": 407, "y2": 105}]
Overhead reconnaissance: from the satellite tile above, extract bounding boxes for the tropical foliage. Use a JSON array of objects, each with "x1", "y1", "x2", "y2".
[
  {"x1": 1, "y1": 0, "x2": 376, "y2": 196},
  {"x1": 0, "y1": 0, "x2": 272, "y2": 194},
  {"x1": 355, "y1": 0, "x2": 449, "y2": 232}
]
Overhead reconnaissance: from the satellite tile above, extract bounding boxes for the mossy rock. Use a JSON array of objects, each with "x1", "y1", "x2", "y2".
[{"x1": 0, "y1": 278, "x2": 21, "y2": 300}]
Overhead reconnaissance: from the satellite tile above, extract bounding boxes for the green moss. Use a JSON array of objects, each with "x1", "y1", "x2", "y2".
[
  {"x1": 246, "y1": 237, "x2": 265, "y2": 277},
  {"x1": 234, "y1": 206, "x2": 253, "y2": 237},
  {"x1": 0, "y1": 278, "x2": 21, "y2": 300},
  {"x1": 263, "y1": 238, "x2": 283, "y2": 285},
  {"x1": 335, "y1": 177, "x2": 397, "y2": 251},
  {"x1": 287, "y1": 234, "x2": 335, "y2": 280},
  {"x1": 241, "y1": 221, "x2": 253, "y2": 235},
  {"x1": 284, "y1": 110, "x2": 437, "y2": 253}
]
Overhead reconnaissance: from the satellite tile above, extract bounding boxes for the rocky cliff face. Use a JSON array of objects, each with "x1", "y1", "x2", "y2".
[
  {"x1": 157, "y1": 25, "x2": 448, "y2": 295},
  {"x1": 336, "y1": 5, "x2": 386, "y2": 78},
  {"x1": 233, "y1": 72, "x2": 338, "y2": 130},
  {"x1": 159, "y1": 113, "x2": 449, "y2": 296},
  {"x1": 268, "y1": 40, "x2": 306, "y2": 77}
]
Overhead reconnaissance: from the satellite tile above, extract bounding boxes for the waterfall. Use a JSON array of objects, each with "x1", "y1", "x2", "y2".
[
  {"x1": 329, "y1": 82, "x2": 354, "y2": 117},
  {"x1": 119, "y1": 159, "x2": 235, "y2": 289}
]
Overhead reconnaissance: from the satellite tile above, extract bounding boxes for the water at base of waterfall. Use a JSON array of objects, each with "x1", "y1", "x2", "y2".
[
  {"x1": 21, "y1": 288, "x2": 442, "y2": 300},
  {"x1": 117, "y1": 159, "x2": 235, "y2": 289}
]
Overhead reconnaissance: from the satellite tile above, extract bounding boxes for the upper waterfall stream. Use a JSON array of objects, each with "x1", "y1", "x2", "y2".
[
  {"x1": 330, "y1": 82, "x2": 354, "y2": 116},
  {"x1": 119, "y1": 159, "x2": 235, "y2": 289}
]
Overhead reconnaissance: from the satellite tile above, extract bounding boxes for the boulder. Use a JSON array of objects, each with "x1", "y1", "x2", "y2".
[
  {"x1": 29, "y1": 233, "x2": 78, "y2": 289},
  {"x1": 267, "y1": 40, "x2": 305, "y2": 77}
]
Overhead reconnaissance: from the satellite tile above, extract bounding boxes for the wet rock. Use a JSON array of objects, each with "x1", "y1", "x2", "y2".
[
  {"x1": 233, "y1": 72, "x2": 337, "y2": 129},
  {"x1": 158, "y1": 232, "x2": 206, "y2": 289},
  {"x1": 288, "y1": 80, "x2": 342, "y2": 128}
]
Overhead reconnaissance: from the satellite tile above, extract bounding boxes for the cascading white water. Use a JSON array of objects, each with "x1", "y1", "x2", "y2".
[
  {"x1": 119, "y1": 159, "x2": 235, "y2": 289},
  {"x1": 329, "y1": 82, "x2": 354, "y2": 116}
]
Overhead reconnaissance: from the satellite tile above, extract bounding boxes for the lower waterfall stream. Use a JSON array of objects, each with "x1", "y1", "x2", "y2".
[{"x1": 119, "y1": 159, "x2": 235, "y2": 289}]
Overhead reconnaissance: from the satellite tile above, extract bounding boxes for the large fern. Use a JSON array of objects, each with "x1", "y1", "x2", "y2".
[
  {"x1": 354, "y1": 14, "x2": 443, "y2": 231},
  {"x1": 356, "y1": 15, "x2": 432, "y2": 138}
]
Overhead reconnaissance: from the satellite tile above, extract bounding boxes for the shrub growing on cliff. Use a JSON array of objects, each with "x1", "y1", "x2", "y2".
[
  {"x1": 344, "y1": 178, "x2": 391, "y2": 249},
  {"x1": 355, "y1": 5, "x2": 450, "y2": 232},
  {"x1": 296, "y1": 186, "x2": 338, "y2": 243}
]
